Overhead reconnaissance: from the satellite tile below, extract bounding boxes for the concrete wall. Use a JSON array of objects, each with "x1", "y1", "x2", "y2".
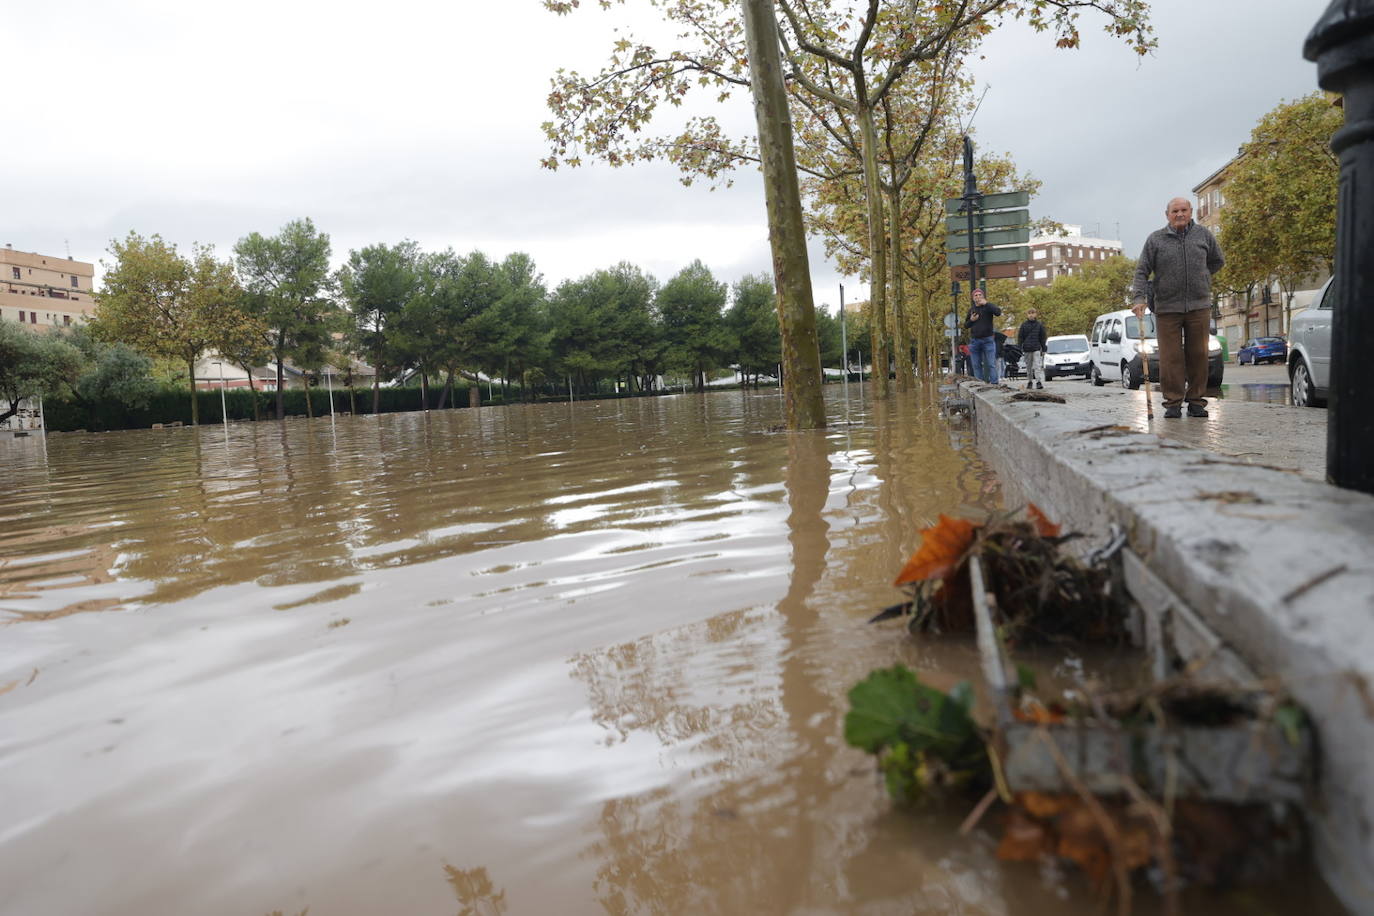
[{"x1": 961, "y1": 381, "x2": 1374, "y2": 914}]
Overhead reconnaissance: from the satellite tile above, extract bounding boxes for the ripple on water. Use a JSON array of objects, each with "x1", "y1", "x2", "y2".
[{"x1": 0, "y1": 389, "x2": 1344, "y2": 915}]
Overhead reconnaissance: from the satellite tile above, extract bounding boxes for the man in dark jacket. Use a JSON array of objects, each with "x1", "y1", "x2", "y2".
[
  {"x1": 1017, "y1": 308, "x2": 1048, "y2": 389},
  {"x1": 963, "y1": 288, "x2": 1002, "y2": 383},
  {"x1": 1131, "y1": 197, "x2": 1224, "y2": 418}
]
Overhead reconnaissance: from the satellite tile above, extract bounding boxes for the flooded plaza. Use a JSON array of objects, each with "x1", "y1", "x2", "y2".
[{"x1": 0, "y1": 386, "x2": 1341, "y2": 915}]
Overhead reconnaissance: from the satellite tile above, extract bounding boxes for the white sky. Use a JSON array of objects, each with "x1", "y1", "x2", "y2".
[{"x1": 4, "y1": 0, "x2": 1326, "y2": 311}]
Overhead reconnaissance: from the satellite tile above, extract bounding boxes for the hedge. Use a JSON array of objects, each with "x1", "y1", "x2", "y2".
[{"x1": 41, "y1": 384, "x2": 489, "y2": 432}]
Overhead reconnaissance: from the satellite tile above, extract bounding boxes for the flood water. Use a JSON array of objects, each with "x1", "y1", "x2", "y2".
[{"x1": 0, "y1": 386, "x2": 1341, "y2": 915}]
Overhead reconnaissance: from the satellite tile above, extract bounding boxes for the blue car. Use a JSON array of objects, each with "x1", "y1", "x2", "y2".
[{"x1": 1237, "y1": 336, "x2": 1288, "y2": 365}]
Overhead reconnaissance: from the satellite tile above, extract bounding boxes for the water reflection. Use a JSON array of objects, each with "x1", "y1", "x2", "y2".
[
  {"x1": 444, "y1": 864, "x2": 508, "y2": 916},
  {"x1": 1216, "y1": 382, "x2": 1293, "y2": 405}
]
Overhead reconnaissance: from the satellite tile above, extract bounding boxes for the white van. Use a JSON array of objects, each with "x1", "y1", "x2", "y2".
[
  {"x1": 1042, "y1": 335, "x2": 1091, "y2": 380},
  {"x1": 1088, "y1": 308, "x2": 1224, "y2": 389}
]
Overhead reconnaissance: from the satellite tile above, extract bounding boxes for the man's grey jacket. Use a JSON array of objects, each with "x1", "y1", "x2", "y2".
[{"x1": 1131, "y1": 221, "x2": 1225, "y2": 314}]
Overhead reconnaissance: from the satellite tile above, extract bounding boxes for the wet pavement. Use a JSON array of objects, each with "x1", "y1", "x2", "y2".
[
  {"x1": 1020, "y1": 363, "x2": 1329, "y2": 480},
  {"x1": 0, "y1": 384, "x2": 1345, "y2": 915}
]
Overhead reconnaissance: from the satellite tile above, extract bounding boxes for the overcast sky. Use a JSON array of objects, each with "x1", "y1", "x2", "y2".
[{"x1": 5, "y1": 0, "x2": 1326, "y2": 310}]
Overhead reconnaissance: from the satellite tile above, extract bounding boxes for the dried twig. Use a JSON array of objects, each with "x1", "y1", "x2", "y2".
[
  {"x1": 1035, "y1": 728, "x2": 1133, "y2": 916},
  {"x1": 1281, "y1": 564, "x2": 1348, "y2": 603},
  {"x1": 959, "y1": 787, "x2": 1000, "y2": 836}
]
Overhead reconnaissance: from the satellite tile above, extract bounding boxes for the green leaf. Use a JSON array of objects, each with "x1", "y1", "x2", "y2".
[{"x1": 844, "y1": 665, "x2": 978, "y2": 758}]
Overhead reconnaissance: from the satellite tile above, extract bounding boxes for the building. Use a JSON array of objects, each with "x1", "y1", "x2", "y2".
[
  {"x1": 1, "y1": 244, "x2": 96, "y2": 331},
  {"x1": 1019, "y1": 226, "x2": 1124, "y2": 287},
  {"x1": 1193, "y1": 157, "x2": 1329, "y2": 348}
]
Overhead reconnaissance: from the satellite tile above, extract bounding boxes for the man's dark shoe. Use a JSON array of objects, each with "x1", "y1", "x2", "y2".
[
  {"x1": 1164, "y1": 406, "x2": 1182, "y2": 419},
  {"x1": 1187, "y1": 404, "x2": 1209, "y2": 418},
  {"x1": 1036, "y1": 382, "x2": 1044, "y2": 390}
]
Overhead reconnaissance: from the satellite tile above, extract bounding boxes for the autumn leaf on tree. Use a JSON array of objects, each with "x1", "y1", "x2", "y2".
[{"x1": 893, "y1": 514, "x2": 978, "y2": 586}]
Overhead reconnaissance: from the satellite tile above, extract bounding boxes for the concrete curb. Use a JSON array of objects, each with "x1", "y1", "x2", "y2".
[{"x1": 960, "y1": 380, "x2": 1374, "y2": 913}]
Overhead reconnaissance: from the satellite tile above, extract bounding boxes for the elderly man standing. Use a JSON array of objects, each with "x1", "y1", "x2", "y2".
[{"x1": 1131, "y1": 197, "x2": 1225, "y2": 418}]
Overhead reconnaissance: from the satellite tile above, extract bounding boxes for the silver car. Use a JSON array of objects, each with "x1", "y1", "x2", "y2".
[{"x1": 1288, "y1": 277, "x2": 1334, "y2": 408}]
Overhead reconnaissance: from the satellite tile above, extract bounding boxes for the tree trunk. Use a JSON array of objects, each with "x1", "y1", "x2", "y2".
[
  {"x1": 303, "y1": 377, "x2": 313, "y2": 418},
  {"x1": 740, "y1": 0, "x2": 826, "y2": 430},
  {"x1": 887, "y1": 185, "x2": 912, "y2": 390},
  {"x1": 372, "y1": 339, "x2": 383, "y2": 415},
  {"x1": 187, "y1": 357, "x2": 200, "y2": 426},
  {"x1": 857, "y1": 105, "x2": 889, "y2": 398},
  {"x1": 240, "y1": 363, "x2": 261, "y2": 421}
]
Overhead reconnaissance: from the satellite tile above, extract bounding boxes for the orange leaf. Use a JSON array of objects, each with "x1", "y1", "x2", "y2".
[
  {"x1": 1013, "y1": 700, "x2": 1067, "y2": 725},
  {"x1": 893, "y1": 514, "x2": 978, "y2": 586},
  {"x1": 1026, "y1": 502, "x2": 1062, "y2": 538},
  {"x1": 1016, "y1": 792, "x2": 1075, "y2": 820},
  {"x1": 996, "y1": 809, "x2": 1051, "y2": 862}
]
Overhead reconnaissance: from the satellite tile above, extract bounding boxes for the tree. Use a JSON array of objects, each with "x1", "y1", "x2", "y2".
[
  {"x1": 546, "y1": 264, "x2": 660, "y2": 395},
  {"x1": 726, "y1": 273, "x2": 782, "y2": 386},
  {"x1": 93, "y1": 233, "x2": 246, "y2": 425},
  {"x1": 234, "y1": 218, "x2": 333, "y2": 419},
  {"x1": 990, "y1": 255, "x2": 1136, "y2": 338},
  {"x1": 338, "y1": 241, "x2": 421, "y2": 414},
  {"x1": 658, "y1": 260, "x2": 732, "y2": 391},
  {"x1": 486, "y1": 253, "x2": 550, "y2": 401},
  {"x1": 1219, "y1": 93, "x2": 1341, "y2": 334},
  {"x1": 67, "y1": 327, "x2": 158, "y2": 410},
  {"x1": 814, "y1": 303, "x2": 844, "y2": 369},
  {"x1": 0, "y1": 322, "x2": 83, "y2": 425},
  {"x1": 206, "y1": 301, "x2": 272, "y2": 421}
]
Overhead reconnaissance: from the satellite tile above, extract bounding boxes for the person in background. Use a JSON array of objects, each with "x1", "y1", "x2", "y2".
[
  {"x1": 1017, "y1": 308, "x2": 1048, "y2": 390},
  {"x1": 995, "y1": 326, "x2": 1011, "y2": 380},
  {"x1": 1131, "y1": 196, "x2": 1224, "y2": 418},
  {"x1": 963, "y1": 288, "x2": 1002, "y2": 383}
]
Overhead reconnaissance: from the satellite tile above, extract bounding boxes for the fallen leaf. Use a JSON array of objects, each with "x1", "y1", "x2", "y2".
[
  {"x1": 996, "y1": 809, "x2": 1051, "y2": 862},
  {"x1": 0, "y1": 680, "x2": 18, "y2": 697},
  {"x1": 1016, "y1": 792, "x2": 1076, "y2": 819},
  {"x1": 1026, "y1": 503, "x2": 1062, "y2": 538},
  {"x1": 894, "y1": 515, "x2": 978, "y2": 586},
  {"x1": 1013, "y1": 700, "x2": 1066, "y2": 725}
]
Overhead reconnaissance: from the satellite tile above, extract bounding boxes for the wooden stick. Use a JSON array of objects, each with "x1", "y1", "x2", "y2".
[{"x1": 1138, "y1": 311, "x2": 1155, "y2": 420}]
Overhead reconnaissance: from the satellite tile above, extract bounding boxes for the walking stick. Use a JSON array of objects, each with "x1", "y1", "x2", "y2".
[{"x1": 1138, "y1": 312, "x2": 1155, "y2": 420}]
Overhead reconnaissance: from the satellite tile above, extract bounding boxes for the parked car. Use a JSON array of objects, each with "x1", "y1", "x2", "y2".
[
  {"x1": 1237, "y1": 336, "x2": 1288, "y2": 365},
  {"x1": 1087, "y1": 308, "x2": 1224, "y2": 390},
  {"x1": 1042, "y1": 334, "x2": 1091, "y2": 380},
  {"x1": 1287, "y1": 277, "x2": 1333, "y2": 408}
]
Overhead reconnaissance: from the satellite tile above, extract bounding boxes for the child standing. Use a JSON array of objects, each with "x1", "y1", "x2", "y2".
[{"x1": 1017, "y1": 309, "x2": 1048, "y2": 390}]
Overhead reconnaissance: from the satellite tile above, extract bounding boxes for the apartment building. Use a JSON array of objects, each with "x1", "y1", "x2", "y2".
[
  {"x1": 1, "y1": 244, "x2": 97, "y2": 331},
  {"x1": 1019, "y1": 225, "x2": 1124, "y2": 287}
]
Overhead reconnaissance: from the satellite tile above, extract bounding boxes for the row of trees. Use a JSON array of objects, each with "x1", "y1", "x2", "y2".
[
  {"x1": 542, "y1": 0, "x2": 1156, "y2": 425},
  {"x1": 11, "y1": 221, "x2": 861, "y2": 427}
]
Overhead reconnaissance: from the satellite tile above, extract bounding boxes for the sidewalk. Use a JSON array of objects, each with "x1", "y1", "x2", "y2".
[
  {"x1": 956, "y1": 368, "x2": 1373, "y2": 913},
  {"x1": 1026, "y1": 363, "x2": 1328, "y2": 480}
]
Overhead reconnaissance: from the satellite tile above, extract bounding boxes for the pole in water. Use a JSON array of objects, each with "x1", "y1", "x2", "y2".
[
  {"x1": 217, "y1": 361, "x2": 229, "y2": 427},
  {"x1": 1138, "y1": 312, "x2": 1154, "y2": 421},
  {"x1": 840, "y1": 283, "x2": 848, "y2": 392}
]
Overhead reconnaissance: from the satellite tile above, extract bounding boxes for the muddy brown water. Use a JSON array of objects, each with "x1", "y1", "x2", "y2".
[{"x1": 0, "y1": 386, "x2": 1342, "y2": 915}]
